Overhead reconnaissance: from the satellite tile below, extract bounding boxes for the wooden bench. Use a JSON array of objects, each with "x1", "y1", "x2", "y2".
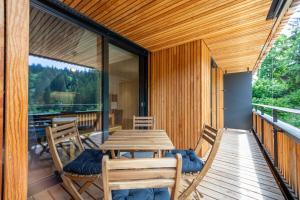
[{"x1": 102, "y1": 154, "x2": 182, "y2": 200}]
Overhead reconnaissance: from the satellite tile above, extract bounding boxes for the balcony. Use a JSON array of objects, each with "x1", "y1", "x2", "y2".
[
  {"x1": 1, "y1": 0, "x2": 300, "y2": 200},
  {"x1": 28, "y1": 128, "x2": 286, "y2": 200}
]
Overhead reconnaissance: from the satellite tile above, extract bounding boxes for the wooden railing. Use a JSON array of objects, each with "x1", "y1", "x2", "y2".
[
  {"x1": 253, "y1": 104, "x2": 300, "y2": 200},
  {"x1": 29, "y1": 111, "x2": 102, "y2": 134}
]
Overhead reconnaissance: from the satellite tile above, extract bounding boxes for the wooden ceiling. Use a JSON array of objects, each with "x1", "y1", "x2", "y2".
[
  {"x1": 30, "y1": 6, "x2": 103, "y2": 69},
  {"x1": 30, "y1": 6, "x2": 138, "y2": 69},
  {"x1": 60, "y1": 0, "x2": 281, "y2": 72}
]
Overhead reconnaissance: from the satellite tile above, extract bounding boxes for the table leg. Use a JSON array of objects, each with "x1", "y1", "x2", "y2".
[
  {"x1": 158, "y1": 150, "x2": 162, "y2": 158},
  {"x1": 111, "y1": 150, "x2": 116, "y2": 159}
]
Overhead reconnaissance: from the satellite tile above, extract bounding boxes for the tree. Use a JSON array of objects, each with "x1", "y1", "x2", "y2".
[{"x1": 253, "y1": 19, "x2": 300, "y2": 127}]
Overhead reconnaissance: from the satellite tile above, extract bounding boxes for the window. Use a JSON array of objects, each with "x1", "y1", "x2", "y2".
[{"x1": 28, "y1": 6, "x2": 102, "y2": 193}]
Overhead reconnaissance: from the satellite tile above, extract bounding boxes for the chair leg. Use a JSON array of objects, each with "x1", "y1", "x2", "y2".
[
  {"x1": 62, "y1": 175, "x2": 84, "y2": 200},
  {"x1": 78, "y1": 181, "x2": 93, "y2": 194},
  {"x1": 179, "y1": 178, "x2": 202, "y2": 200},
  {"x1": 130, "y1": 151, "x2": 134, "y2": 158}
]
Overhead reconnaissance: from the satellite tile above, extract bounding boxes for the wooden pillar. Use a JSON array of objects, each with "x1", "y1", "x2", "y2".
[
  {"x1": 0, "y1": 0, "x2": 4, "y2": 197},
  {"x1": 200, "y1": 40, "x2": 211, "y2": 156},
  {"x1": 3, "y1": 0, "x2": 29, "y2": 199}
]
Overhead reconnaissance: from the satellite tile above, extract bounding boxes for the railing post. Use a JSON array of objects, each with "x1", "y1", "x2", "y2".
[
  {"x1": 272, "y1": 109, "x2": 277, "y2": 122},
  {"x1": 261, "y1": 107, "x2": 264, "y2": 115},
  {"x1": 255, "y1": 112, "x2": 258, "y2": 132},
  {"x1": 272, "y1": 108, "x2": 278, "y2": 167},
  {"x1": 273, "y1": 128, "x2": 278, "y2": 167},
  {"x1": 261, "y1": 119, "x2": 264, "y2": 144}
]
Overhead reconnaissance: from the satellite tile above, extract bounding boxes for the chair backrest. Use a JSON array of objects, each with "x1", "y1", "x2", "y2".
[
  {"x1": 46, "y1": 122, "x2": 84, "y2": 172},
  {"x1": 194, "y1": 124, "x2": 218, "y2": 155},
  {"x1": 102, "y1": 155, "x2": 182, "y2": 200},
  {"x1": 179, "y1": 125, "x2": 224, "y2": 200},
  {"x1": 133, "y1": 115, "x2": 155, "y2": 129}
]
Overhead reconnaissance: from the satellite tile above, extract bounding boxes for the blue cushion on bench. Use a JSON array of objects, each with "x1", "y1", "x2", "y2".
[
  {"x1": 122, "y1": 151, "x2": 154, "y2": 158},
  {"x1": 63, "y1": 149, "x2": 104, "y2": 175},
  {"x1": 165, "y1": 149, "x2": 204, "y2": 173},
  {"x1": 112, "y1": 188, "x2": 170, "y2": 200}
]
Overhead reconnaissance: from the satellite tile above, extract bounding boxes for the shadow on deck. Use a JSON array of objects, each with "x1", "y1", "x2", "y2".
[{"x1": 29, "y1": 129, "x2": 284, "y2": 200}]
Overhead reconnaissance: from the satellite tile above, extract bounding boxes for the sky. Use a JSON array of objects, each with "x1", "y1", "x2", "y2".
[
  {"x1": 29, "y1": 55, "x2": 92, "y2": 72},
  {"x1": 281, "y1": 7, "x2": 300, "y2": 36}
]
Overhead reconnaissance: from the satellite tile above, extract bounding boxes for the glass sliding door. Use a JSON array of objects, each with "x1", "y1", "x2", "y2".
[
  {"x1": 28, "y1": 2, "x2": 147, "y2": 197},
  {"x1": 109, "y1": 44, "x2": 140, "y2": 130},
  {"x1": 28, "y1": 5, "x2": 103, "y2": 195}
]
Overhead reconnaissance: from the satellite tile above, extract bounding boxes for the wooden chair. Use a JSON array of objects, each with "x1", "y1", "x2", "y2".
[
  {"x1": 178, "y1": 125, "x2": 224, "y2": 199},
  {"x1": 133, "y1": 115, "x2": 155, "y2": 129},
  {"x1": 102, "y1": 155, "x2": 182, "y2": 200},
  {"x1": 46, "y1": 122, "x2": 104, "y2": 200}
]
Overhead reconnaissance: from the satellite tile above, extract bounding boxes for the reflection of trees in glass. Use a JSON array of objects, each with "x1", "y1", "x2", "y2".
[
  {"x1": 29, "y1": 63, "x2": 101, "y2": 115},
  {"x1": 253, "y1": 19, "x2": 300, "y2": 128}
]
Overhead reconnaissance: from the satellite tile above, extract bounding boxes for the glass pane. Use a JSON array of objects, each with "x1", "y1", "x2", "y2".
[
  {"x1": 28, "y1": 6, "x2": 103, "y2": 194},
  {"x1": 109, "y1": 44, "x2": 139, "y2": 130}
]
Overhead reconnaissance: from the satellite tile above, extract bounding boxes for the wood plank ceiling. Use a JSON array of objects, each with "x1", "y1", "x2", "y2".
[
  {"x1": 30, "y1": 6, "x2": 103, "y2": 69},
  {"x1": 61, "y1": 0, "x2": 276, "y2": 73}
]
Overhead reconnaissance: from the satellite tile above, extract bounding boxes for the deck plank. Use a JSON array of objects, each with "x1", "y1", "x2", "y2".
[{"x1": 185, "y1": 129, "x2": 284, "y2": 199}]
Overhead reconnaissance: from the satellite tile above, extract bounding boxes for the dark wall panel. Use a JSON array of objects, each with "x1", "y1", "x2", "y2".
[{"x1": 224, "y1": 72, "x2": 252, "y2": 130}]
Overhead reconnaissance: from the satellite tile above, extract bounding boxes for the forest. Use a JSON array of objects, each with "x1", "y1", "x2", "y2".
[
  {"x1": 29, "y1": 63, "x2": 101, "y2": 115},
  {"x1": 252, "y1": 20, "x2": 300, "y2": 128}
]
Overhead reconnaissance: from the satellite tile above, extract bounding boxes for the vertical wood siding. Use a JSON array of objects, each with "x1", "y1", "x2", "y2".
[
  {"x1": 212, "y1": 68, "x2": 217, "y2": 128},
  {"x1": 4, "y1": 0, "x2": 29, "y2": 199},
  {"x1": 211, "y1": 67, "x2": 224, "y2": 129},
  {"x1": 149, "y1": 40, "x2": 217, "y2": 150},
  {"x1": 216, "y1": 68, "x2": 224, "y2": 129}
]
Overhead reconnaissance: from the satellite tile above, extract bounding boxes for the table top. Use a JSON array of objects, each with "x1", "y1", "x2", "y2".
[
  {"x1": 99, "y1": 129, "x2": 175, "y2": 151},
  {"x1": 52, "y1": 117, "x2": 78, "y2": 124}
]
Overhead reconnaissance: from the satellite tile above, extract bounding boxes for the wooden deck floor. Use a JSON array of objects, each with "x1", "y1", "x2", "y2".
[{"x1": 29, "y1": 129, "x2": 284, "y2": 200}]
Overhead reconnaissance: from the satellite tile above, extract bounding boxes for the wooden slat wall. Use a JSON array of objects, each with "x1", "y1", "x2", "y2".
[
  {"x1": 212, "y1": 67, "x2": 224, "y2": 129},
  {"x1": 216, "y1": 68, "x2": 224, "y2": 129},
  {"x1": 200, "y1": 41, "x2": 212, "y2": 154},
  {"x1": 3, "y1": 0, "x2": 29, "y2": 199},
  {"x1": 149, "y1": 39, "x2": 221, "y2": 151},
  {"x1": 211, "y1": 68, "x2": 217, "y2": 128},
  {"x1": 253, "y1": 112, "x2": 300, "y2": 198}
]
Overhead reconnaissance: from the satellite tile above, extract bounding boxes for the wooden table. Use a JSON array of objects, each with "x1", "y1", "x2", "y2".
[
  {"x1": 99, "y1": 130, "x2": 175, "y2": 158},
  {"x1": 52, "y1": 117, "x2": 78, "y2": 126}
]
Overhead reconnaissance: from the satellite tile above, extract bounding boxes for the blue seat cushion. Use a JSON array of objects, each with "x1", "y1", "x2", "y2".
[
  {"x1": 63, "y1": 149, "x2": 104, "y2": 175},
  {"x1": 122, "y1": 151, "x2": 154, "y2": 158},
  {"x1": 112, "y1": 188, "x2": 170, "y2": 200},
  {"x1": 165, "y1": 149, "x2": 204, "y2": 173}
]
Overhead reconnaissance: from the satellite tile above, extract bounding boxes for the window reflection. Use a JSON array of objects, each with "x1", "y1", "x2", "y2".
[
  {"x1": 109, "y1": 44, "x2": 139, "y2": 130},
  {"x1": 28, "y1": 6, "x2": 102, "y2": 194}
]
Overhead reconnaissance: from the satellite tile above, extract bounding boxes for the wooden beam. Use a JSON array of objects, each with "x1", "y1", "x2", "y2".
[
  {"x1": 0, "y1": 0, "x2": 4, "y2": 197},
  {"x1": 4, "y1": 0, "x2": 29, "y2": 199}
]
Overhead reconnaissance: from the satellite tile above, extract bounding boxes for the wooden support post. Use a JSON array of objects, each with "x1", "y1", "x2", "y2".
[
  {"x1": 3, "y1": 0, "x2": 29, "y2": 199},
  {"x1": 255, "y1": 113, "x2": 258, "y2": 132},
  {"x1": 0, "y1": 0, "x2": 4, "y2": 197},
  {"x1": 261, "y1": 119, "x2": 264, "y2": 144},
  {"x1": 273, "y1": 109, "x2": 278, "y2": 122},
  {"x1": 273, "y1": 128, "x2": 278, "y2": 167}
]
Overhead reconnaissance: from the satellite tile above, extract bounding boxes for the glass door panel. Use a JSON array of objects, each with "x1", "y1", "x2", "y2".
[
  {"x1": 109, "y1": 44, "x2": 139, "y2": 130},
  {"x1": 28, "y1": 5, "x2": 103, "y2": 195}
]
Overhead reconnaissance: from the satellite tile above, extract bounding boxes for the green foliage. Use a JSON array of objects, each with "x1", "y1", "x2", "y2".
[
  {"x1": 29, "y1": 63, "x2": 101, "y2": 115},
  {"x1": 253, "y1": 20, "x2": 300, "y2": 128}
]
